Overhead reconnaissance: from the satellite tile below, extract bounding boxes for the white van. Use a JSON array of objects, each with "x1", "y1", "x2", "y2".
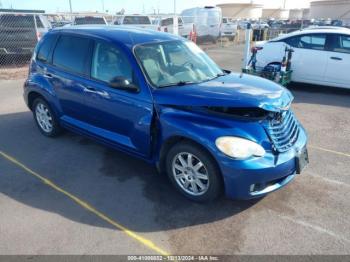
[{"x1": 181, "y1": 6, "x2": 222, "y2": 43}]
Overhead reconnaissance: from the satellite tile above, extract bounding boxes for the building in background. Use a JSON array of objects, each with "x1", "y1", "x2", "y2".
[
  {"x1": 289, "y1": 9, "x2": 310, "y2": 20},
  {"x1": 216, "y1": 2, "x2": 263, "y2": 20},
  {"x1": 310, "y1": 0, "x2": 350, "y2": 22},
  {"x1": 262, "y1": 8, "x2": 289, "y2": 20}
]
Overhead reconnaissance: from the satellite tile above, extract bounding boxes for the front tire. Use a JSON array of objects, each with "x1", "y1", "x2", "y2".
[
  {"x1": 165, "y1": 141, "x2": 223, "y2": 202},
  {"x1": 33, "y1": 98, "x2": 62, "y2": 137}
]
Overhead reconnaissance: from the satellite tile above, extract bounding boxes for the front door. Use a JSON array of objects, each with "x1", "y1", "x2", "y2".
[{"x1": 83, "y1": 41, "x2": 153, "y2": 157}]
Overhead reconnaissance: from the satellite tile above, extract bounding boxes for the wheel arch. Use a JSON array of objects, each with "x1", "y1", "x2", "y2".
[
  {"x1": 157, "y1": 135, "x2": 223, "y2": 181},
  {"x1": 27, "y1": 91, "x2": 45, "y2": 111}
]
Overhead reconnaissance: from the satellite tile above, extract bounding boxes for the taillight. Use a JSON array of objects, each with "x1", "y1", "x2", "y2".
[{"x1": 36, "y1": 31, "x2": 42, "y2": 41}]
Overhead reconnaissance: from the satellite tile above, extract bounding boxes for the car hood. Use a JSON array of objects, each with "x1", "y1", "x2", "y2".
[{"x1": 152, "y1": 72, "x2": 293, "y2": 112}]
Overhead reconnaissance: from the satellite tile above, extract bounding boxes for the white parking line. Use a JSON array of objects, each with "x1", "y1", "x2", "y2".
[
  {"x1": 271, "y1": 211, "x2": 350, "y2": 244},
  {"x1": 309, "y1": 145, "x2": 350, "y2": 158},
  {"x1": 306, "y1": 171, "x2": 350, "y2": 187}
]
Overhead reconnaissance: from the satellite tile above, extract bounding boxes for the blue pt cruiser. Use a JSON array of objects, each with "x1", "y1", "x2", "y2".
[{"x1": 24, "y1": 26, "x2": 309, "y2": 202}]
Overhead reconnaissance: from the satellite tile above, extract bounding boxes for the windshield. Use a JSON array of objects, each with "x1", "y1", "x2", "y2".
[{"x1": 134, "y1": 40, "x2": 224, "y2": 88}]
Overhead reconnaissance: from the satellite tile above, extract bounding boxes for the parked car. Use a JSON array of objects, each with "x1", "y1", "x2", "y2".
[
  {"x1": 113, "y1": 15, "x2": 158, "y2": 30},
  {"x1": 220, "y1": 17, "x2": 237, "y2": 40},
  {"x1": 181, "y1": 6, "x2": 222, "y2": 43},
  {"x1": 255, "y1": 27, "x2": 350, "y2": 89},
  {"x1": 0, "y1": 13, "x2": 51, "y2": 59},
  {"x1": 73, "y1": 16, "x2": 107, "y2": 25},
  {"x1": 251, "y1": 21, "x2": 269, "y2": 30},
  {"x1": 237, "y1": 20, "x2": 251, "y2": 29},
  {"x1": 154, "y1": 16, "x2": 194, "y2": 38},
  {"x1": 24, "y1": 26, "x2": 308, "y2": 202}
]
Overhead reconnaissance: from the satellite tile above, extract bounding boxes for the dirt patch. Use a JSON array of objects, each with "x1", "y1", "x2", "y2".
[{"x1": 0, "y1": 66, "x2": 28, "y2": 80}]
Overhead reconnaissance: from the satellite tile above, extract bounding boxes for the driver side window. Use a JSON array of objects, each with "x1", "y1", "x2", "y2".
[{"x1": 91, "y1": 42, "x2": 133, "y2": 83}]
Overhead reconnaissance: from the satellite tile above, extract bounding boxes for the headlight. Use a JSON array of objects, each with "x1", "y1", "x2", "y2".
[{"x1": 215, "y1": 136, "x2": 265, "y2": 159}]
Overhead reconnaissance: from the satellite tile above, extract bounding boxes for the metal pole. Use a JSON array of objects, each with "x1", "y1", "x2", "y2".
[
  {"x1": 68, "y1": 0, "x2": 73, "y2": 22},
  {"x1": 173, "y1": 0, "x2": 179, "y2": 35},
  {"x1": 242, "y1": 23, "x2": 252, "y2": 70}
]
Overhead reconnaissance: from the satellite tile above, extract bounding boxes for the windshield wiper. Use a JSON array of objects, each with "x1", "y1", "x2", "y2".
[{"x1": 158, "y1": 81, "x2": 194, "y2": 88}]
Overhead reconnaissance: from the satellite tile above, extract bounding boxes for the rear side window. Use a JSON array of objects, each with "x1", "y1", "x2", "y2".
[
  {"x1": 37, "y1": 34, "x2": 57, "y2": 62},
  {"x1": 300, "y1": 34, "x2": 326, "y2": 50},
  {"x1": 284, "y1": 34, "x2": 326, "y2": 50},
  {"x1": 52, "y1": 35, "x2": 91, "y2": 75}
]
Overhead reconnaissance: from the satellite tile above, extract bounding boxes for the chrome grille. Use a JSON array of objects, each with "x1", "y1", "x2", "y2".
[{"x1": 265, "y1": 110, "x2": 300, "y2": 153}]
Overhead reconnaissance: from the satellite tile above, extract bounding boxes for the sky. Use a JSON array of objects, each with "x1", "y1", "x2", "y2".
[{"x1": 0, "y1": 0, "x2": 312, "y2": 14}]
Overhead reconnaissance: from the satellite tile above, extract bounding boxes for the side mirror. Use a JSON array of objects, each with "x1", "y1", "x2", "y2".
[{"x1": 109, "y1": 77, "x2": 140, "y2": 93}]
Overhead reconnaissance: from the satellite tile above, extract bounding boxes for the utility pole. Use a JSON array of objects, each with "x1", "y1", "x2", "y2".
[
  {"x1": 283, "y1": 0, "x2": 287, "y2": 9},
  {"x1": 101, "y1": 0, "x2": 105, "y2": 13},
  {"x1": 68, "y1": 0, "x2": 73, "y2": 13}
]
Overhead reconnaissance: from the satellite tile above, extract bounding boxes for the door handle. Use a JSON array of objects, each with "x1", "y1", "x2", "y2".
[
  {"x1": 83, "y1": 87, "x2": 109, "y2": 98},
  {"x1": 330, "y1": 57, "x2": 342, "y2": 61},
  {"x1": 44, "y1": 73, "x2": 53, "y2": 78}
]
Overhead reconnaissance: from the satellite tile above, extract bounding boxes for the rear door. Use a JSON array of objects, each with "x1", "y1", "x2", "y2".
[
  {"x1": 285, "y1": 33, "x2": 328, "y2": 83},
  {"x1": 49, "y1": 34, "x2": 93, "y2": 123},
  {"x1": 323, "y1": 34, "x2": 350, "y2": 88}
]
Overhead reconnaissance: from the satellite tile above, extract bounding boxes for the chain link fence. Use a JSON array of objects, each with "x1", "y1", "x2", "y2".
[{"x1": 0, "y1": 11, "x2": 349, "y2": 79}]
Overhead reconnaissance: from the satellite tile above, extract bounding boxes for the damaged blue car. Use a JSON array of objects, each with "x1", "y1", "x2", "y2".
[{"x1": 24, "y1": 26, "x2": 308, "y2": 202}]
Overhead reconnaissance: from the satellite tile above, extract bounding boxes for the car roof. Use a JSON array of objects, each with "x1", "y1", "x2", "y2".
[
  {"x1": 51, "y1": 25, "x2": 181, "y2": 48},
  {"x1": 272, "y1": 27, "x2": 350, "y2": 41}
]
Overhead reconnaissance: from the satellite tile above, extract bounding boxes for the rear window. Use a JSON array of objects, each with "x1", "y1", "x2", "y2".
[
  {"x1": 123, "y1": 16, "x2": 150, "y2": 25},
  {"x1": 285, "y1": 34, "x2": 326, "y2": 50},
  {"x1": 74, "y1": 17, "x2": 106, "y2": 25},
  {"x1": 52, "y1": 35, "x2": 91, "y2": 75},
  {"x1": 161, "y1": 18, "x2": 172, "y2": 27},
  {"x1": 37, "y1": 34, "x2": 57, "y2": 63},
  {"x1": 0, "y1": 14, "x2": 35, "y2": 28}
]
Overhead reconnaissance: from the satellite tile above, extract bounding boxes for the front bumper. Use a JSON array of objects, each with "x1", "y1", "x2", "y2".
[{"x1": 219, "y1": 127, "x2": 307, "y2": 199}]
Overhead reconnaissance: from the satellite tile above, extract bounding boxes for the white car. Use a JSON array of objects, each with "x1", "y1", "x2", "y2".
[
  {"x1": 181, "y1": 6, "x2": 222, "y2": 43},
  {"x1": 154, "y1": 17, "x2": 194, "y2": 38},
  {"x1": 113, "y1": 15, "x2": 158, "y2": 30},
  {"x1": 220, "y1": 17, "x2": 237, "y2": 40},
  {"x1": 255, "y1": 28, "x2": 350, "y2": 89}
]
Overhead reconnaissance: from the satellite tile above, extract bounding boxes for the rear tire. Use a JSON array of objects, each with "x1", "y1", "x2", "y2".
[
  {"x1": 165, "y1": 141, "x2": 223, "y2": 202},
  {"x1": 33, "y1": 98, "x2": 62, "y2": 137}
]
